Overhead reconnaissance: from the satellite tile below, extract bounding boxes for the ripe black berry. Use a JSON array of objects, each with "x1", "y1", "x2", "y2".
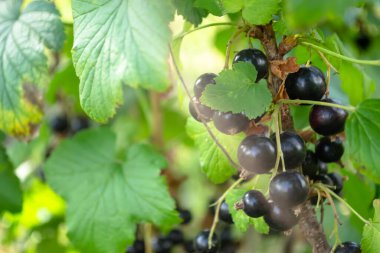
[
  {"x1": 285, "y1": 66, "x2": 326, "y2": 101},
  {"x1": 302, "y1": 151, "x2": 326, "y2": 177},
  {"x1": 219, "y1": 201, "x2": 233, "y2": 224},
  {"x1": 328, "y1": 173, "x2": 343, "y2": 195},
  {"x1": 167, "y1": 229, "x2": 184, "y2": 245},
  {"x1": 194, "y1": 73, "x2": 217, "y2": 99},
  {"x1": 237, "y1": 135, "x2": 277, "y2": 174},
  {"x1": 51, "y1": 115, "x2": 70, "y2": 134},
  {"x1": 242, "y1": 190, "x2": 269, "y2": 218},
  {"x1": 194, "y1": 230, "x2": 218, "y2": 253},
  {"x1": 152, "y1": 236, "x2": 173, "y2": 253},
  {"x1": 270, "y1": 171, "x2": 309, "y2": 208},
  {"x1": 309, "y1": 98, "x2": 348, "y2": 136},
  {"x1": 183, "y1": 240, "x2": 195, "y2": 253},
  {"x1": 71, "y1": 116, "x2": 90, "y2": 133},
  {"x1": 264, "y1": 203, "x2": 298, "y2": 231},
  {"x1": 334, "y1": 241, "x2": 361, "y2": 253},
  {"x1": 356, "y1": 32, "x2": 371, "y2": 51},
  {"x1": 126, "y1": 240, "x2": 145, "y2": 253},
  {"x1": 312, "y1": 174, "x2": 334, "y2": 187},
  {"x1": 213, "y1": 111, "x2": 249, "y2": 135},
  {"x1": 178, "y1": 208, "x2": 192, "y2": 225},
  {"x1": 272, "y1": 131, "x2": 306, "y2": 170},
  {"x1": 315, "y1": 137, "x2": 344, "y2": 163},
  {"x1": 189, "y1": 97, "x2": 214, "y2": 123},
  {"x1": 233, "y1": 48, "x2": 269, "y2": 82}
]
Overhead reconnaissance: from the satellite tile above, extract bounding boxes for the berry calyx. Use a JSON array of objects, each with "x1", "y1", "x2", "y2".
[
  {"x1": 264, "y1": 203, "x2": 298, "y2": 232},
  {"x1": 237, "y1": 135, "x2": 277, "y2": 174},
  {"x1": 189, "y1": 97, "x2": 214, "y2": 123},
  {"x1": 272, "y1": 131, "x2": 306, "y2": 170},
  {"x1": 233, "y1": 48, "x2": 269, "y2": 82},
  {"x1": 213, "y1": 111, "x2": 249, "y2": 135},
  {"x1": 242, "y1": 190, "x2": 270, "y2": 218},
  {"x1": 334, "y1": 241, "x2": 361, "y2": 253},
  {"x1": 219, "y1": 201, "x2": 233, "y2": 224},
  {"x1": 194, "y1": 73, "x2": 217, "y2": 100},
  {"x1": 285, "y1": 66, "x2": 326, "y2": 101},
  {"x1": 309, "y1": 98, "x2": 348, "y2": 136},
  {"x1": 194, "y1": 230, "x2": 218, "y2": 253},
  {"x1": 302, "y1": 151, "x2": 326, "y2": 178},
  {"x1": 315, "y1": 137, "x2": 344, "y2": 163},
  {"x1": 270, "y1": 171, "x2": 309, "y2": 208}
]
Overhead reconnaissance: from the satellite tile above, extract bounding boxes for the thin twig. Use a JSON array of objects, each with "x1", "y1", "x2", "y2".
[
  {"x1": 278, "y1": 99, "x2": 356, "y2": 112},
  {"x1": 318, "y1": 51, "x2": 339, "y2": 73},
  {"x1": 144, "y1": 224, "x2": 153, "y2": 253},
  {"x1": 224, "y1": 29, "x2": 245, "y2": 69}
]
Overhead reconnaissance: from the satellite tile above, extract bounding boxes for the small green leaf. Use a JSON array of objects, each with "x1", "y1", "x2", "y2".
[
  {"x1": 225, "y1": 189, "x2": 269, "y2": 233},
  {"x1": 194, "y1": 0, "x2": 224, "y2": 16},
  {"x1": 72, "y1": 0, "x2": 175, "y2": 122},
  {"x1": 0, "y1": 0, "x2": 65, "y2": 136},
  {"x1": 221, "y1": 0, "x2": 243, "y2": 13},
  {"x1": 201, "y1": 62, "x2": 272, "y2": 119},
  {"x1": 0, "y1": 146, "x2": 22, "y2": 213},
  {"x1": 186, "y1": 118, "x2": 242, "y2": 184},
  {"x1": 45, "y1": 128, "x2": 179, "y2": 253},
  {"x1": 242, "y1": 0, "x2": 281, "y2": 25},
  {"x1": 361, "y1": 200, "x2": 380, "y2": 253},
  {"x1": 346, "y1": 99, "x2": 380, "y2": 182},
  {"x1": 174, "y1": 0, "x2": 208, "y2": 26}
]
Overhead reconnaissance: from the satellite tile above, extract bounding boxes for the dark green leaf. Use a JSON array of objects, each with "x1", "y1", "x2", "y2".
[
  {"x1": 174, "y1": 0, "x2": 208, "y2": 26},
  {"x1": 362, "y1": 200, "x2": 380, "y2": 253},
  {"x1": 242, "y1": 0, "x2": 281, "y2": 25},
  {"x1": 194, "y1": 0, "x2": 224, "y2": 16}
]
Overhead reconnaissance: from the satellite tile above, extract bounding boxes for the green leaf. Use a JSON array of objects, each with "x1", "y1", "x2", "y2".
[
  {"x1": 45, "y1": 128, "x2": 179, "y2": 253},
  {"x1": 0, "y1": 146, "x2": 22, "y2": 213},
  {"x1": 0, "y1": 0, "x2": 64, "y2": 136},
  {"x1": 362, "y1": 200, "x2": 380, "y2": 253},
  {"x1": 242, "y1": 0, "x2": 281, "y2": 25},
  {"x1": 221, "y1": 0, "x2": 243, "y2": 13},
  {"x1": 186, "y1": 118, "x2": 242, "y2": 184},
  {"x1": 174, "y1": 0, "x2": 208, "y2": 26},
  {"x1": 72, "y1": 0, "x2": 175, "y2": 122},
  {"x1": 346, "y1": 99, "x2": 380, "y2": 182},
  {"x1": 201, "y1": 62, "x2": 273, "y2": 119},
  {"x1": 225, "y1": 189, "x2": 269, "y2": 233},
  {"x1": 194, "y1": 0, "x2": 224, "y2": 16}
]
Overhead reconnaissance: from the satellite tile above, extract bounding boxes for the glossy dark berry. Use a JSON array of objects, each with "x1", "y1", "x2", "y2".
[
  {"x1": 237, "y1": 135, "x2": 277, "y2": 174},
  {"x1": 328, "y1": 173, "x2": 343, "y2": 195},
  {"x1": 312, "y1": 174, "x2": 334, "y2": 187},
  {"x1": 219, "y1": 201, "x2": 233, "y2": 224},
  {"x1": 71, "y1": 116, "x2": 90, "y2": 133},
  {"x1": 302, "y1": 151, "x2": 326, "y2": 177},
  {"x1": 194, "y1": 73, "x2": 217, "y2": 99},
  {"x1": 285, "y1": 66, "x2": 326, "y2": 101},
  {"x1": 270, "y1": 171, "x2": 309, "y2": 208},
  {"x1": 167, "y1": 229, "x2": 184, "y2": 245},
  {"x1": 242, "y1": 190, "x2": 269, "y2": 218},
  {"x1": 152, "y1": 236, "x2": 173, "y2": 253},
  {"x1": 356, "y1": 32, "x2": 371, "y2": 51},
  {"x1": 315, "y1": 137, "x2": 344, "y2": 163},
  {"x1": 183, "y1": 240, "x2": 195, "y2": 253},
  {"x1": 51, "y1": 115, "x2": 70, "y2": 134},
  {"x1": 126, "y1": 240, "x2": 145, "y2": 253},
  {"x1": 189, "y1": 97, "x2": 214, "y2": 123},
  {"x1": 264, "y1": 203, "x2": 298, "y2": 231},
  {"x1": 213, "y1": 111, "x2": 249, "y2": 135},
  {"x1": 334, "y1": 241, "x2": 361, "y2": 253},
  {"x1": 233, "y1": 48, "x2": 269, "y2": 82},
  {"x1": 272, "y1": 131, "x2": 306, "y2": 170},
  {"x1": 194, "y1": 230, "x2": 218, "y2": 253},
  {"x1": 178, "y1": 208, "x2": 192, "y2": 225},
  {"x1": 309, "y1": 98, "x2": 348, "y2": 136}
]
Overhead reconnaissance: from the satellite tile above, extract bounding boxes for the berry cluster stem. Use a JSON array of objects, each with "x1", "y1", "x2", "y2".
[{"x1": 278, "y1": 99, "x2": 356, "y2": 112}]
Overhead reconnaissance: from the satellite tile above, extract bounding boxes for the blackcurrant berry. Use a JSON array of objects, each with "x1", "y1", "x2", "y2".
[
  {"x1": 309, "y1": 98, "x2": 348, "y2": 136},
  {"x1": 302, "y1": 151, "x2": 326, "y2": 177},
  {"x1": 51, "y1": 115, "x2": 70, "y2": 134},
  {"x1": 328, "y1": 173, "x2": 343, "y2": 195},
  {"x1": 272, "y1": 131, "x2": 306, "y2": 170},
  {"x1": 270, "y1": 171, "x2": 309, "y2": 208},
  {"x1": 178, "y1": 208, "x2": 192, "y2": 225},
  {"x1": 213, "y1": 111, "x2": 249, "y2": 135},
  {"x1": 264, "y1": 203, "x2": 298, "y2": 232},
  {"x1": 194, "y1": 73, "x2": 217, "y2": 100},
  {"x1": 242, "y1": 190, "x2": 270, "y2": 218},
  {"x1": 194, "y1": 230, "x2": 218, "y2": 253},
  {"x1": 233, "y1": 48, "x2": 269, "y2": 82},
  {"x1": 312, "y1": 174, "x2": 334, "y2": 187},
  {"x1": 334, "y1": 241, "x2": 361, "y2": 253},
  {"x1": 219, "y1": 201, "x2": 233, "y2": 224},
  {"x1": 237, "y1": 135, "x2": 277, "y2": 174},
  {"x1": 152, "y1": 236, "x2": 173, "y2": 253},
  {"x1": 356, "y1": 32, "x2": 371, "y2": 51},
  {"x1": 315, "y1": 137, "x2": 344, "y2": 163},
  {"x1": 285, "y1": 66, "x2": 326, "y2": 101},
  {"x1": 183, "y1": 240, "x2": 195, "y2": 253},
  {"x1": 189, "y1": 97, "x2": 214, "y2": 123},
  {"x1": 71, "y1": 116, "x2": 90, "y2": 133},
  {"x1": 126, "y1": 240, "x2": 145, "y2": 253},
  {"x1": 167, "y1": 229, "x2": 184, "y2": 245}
]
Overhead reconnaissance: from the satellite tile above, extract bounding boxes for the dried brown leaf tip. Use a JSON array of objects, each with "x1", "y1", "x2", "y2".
[{"x1": 270, "y1": 57, "x2": 300, "y2": 80}]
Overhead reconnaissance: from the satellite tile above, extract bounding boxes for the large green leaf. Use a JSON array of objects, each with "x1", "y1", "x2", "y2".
[
  {"x1": 72, "y1": 0, "x2": 174, "y2": 122},
  {"x1": 0, "y1": 146, "x2": 22, "y2": 213},
  {"x1": 174, "y1": 0, "x2": 208, "y2": 26},
  {"x1": 0, "y1": 0, "x2": 64, "y2": 136},
  {"x1": 194, "y1": 0, "x2": 224, "y2": 16},
  {"x1": 45, "y1": 128, "x2": 179, "y2": 253},
  {"x1": 186, "y1": 118, "x2": 242, "y2": 184},
  {"x1": 346, "y1": 99, "x2": 380, "y2": 182},
  {"x1": 362, "y1": 200, "x2": 380, "y2": 253},
  {"x1": 201, "y1": 62, "x2": 272, "y2": 119}
]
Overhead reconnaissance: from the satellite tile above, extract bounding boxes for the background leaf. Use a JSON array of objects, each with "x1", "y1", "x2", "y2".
[
  {"x1": 173, "y1": 0, "x2": 208, "y2": 27},
  {"x1": 242, "y1": 0, "x2": 281, "y2": 25},
  {"x1": 362, "y1": 200, "x2": 380, "y2": 253},
  {"x1": 194, "y1": 0, "x2": 224, "y2": 16}
]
